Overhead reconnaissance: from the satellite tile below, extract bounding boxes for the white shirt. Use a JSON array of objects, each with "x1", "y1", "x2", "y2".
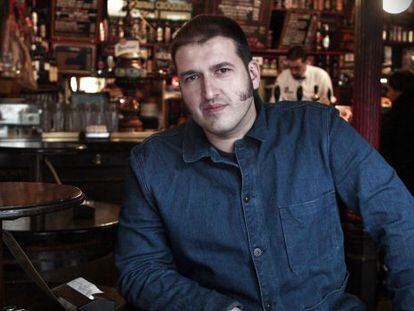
[{"x1": 271, "y1": 64, "x2": 334, "y2": 103}]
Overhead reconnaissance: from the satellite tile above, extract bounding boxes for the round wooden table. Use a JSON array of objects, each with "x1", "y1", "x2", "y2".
[{"x1": 0, "y1": 182, "x2": 84, "y2": 307}]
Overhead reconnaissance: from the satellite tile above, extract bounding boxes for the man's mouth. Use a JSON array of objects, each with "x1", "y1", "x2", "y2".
[{"x1": 202, "y1": 104, "x2": 227, "y2": 114}]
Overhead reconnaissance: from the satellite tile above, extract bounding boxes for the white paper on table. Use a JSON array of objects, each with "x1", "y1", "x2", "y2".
[{"x1": 67, "y1": 277, "x2": 104, "y2": 300}]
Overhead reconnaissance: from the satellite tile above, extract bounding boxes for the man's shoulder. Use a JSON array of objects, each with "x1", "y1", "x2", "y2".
[
  {"x1": 130, "y1": 125, "x2": 185, "y2": 158},
  {"x1": 307, "y1": 64, "x2": 330, "y2": 77},
  {"x1": 264, "y1": 101, "x2": 334, "y2": 114},
  {"x1": 262, "y1": 102, "x2": 338, "y2": 136}
]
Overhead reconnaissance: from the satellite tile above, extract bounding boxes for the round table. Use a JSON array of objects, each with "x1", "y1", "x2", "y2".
[
  {"x1": 0, "y1": 141, "x2": 86, "y2": 182},
  {"x1": 4, "y1": 200, "x2": 120, "y2": 273},
  {"x1": 0, "y1": 182, "x2": 84, "y2": 307}
]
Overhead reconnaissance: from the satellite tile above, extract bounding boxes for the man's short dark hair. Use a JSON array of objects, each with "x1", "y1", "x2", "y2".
[
  {"x1": 287, "y1": 46, "x2": 307, "y2": 62},
  {"x1": 170, "y1": 14, "x2": 252, "y2": 69},
  {"x1": 388, "y1": 70, "x2": 414, "y2": 95}
]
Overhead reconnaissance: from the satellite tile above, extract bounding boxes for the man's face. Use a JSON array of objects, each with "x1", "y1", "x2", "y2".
[
  {"x1": 175, "y1": 36, "x2": 260, "y2": 140},
  {"x1": 287, "y1": 58, "x2": 307, "y2": 80}
]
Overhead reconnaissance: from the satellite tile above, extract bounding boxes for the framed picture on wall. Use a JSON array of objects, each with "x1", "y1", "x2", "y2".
[
  {"x1": 51, "y1": 0, "x2": 101, "y2": 42},
  {"x1": 53, "y1": 43, "x2": 96, "y2": 75}
]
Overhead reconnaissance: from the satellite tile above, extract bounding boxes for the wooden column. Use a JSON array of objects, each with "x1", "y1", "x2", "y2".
[
  {"x1": 352, "y1": 0, "x2": 383, "y2": 149},
  {"x1": 346, "y1": 2, "x2": 384, "y2": 309}
]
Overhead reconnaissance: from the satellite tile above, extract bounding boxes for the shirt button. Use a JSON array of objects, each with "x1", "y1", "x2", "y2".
[
  {"x1": 253, "y1": 248, "x2": 263, "y2": 257},
  {"x1": 243, "y1": 194, "x2": 251, "y2": 203},
  {"x1": 265, "y1": 303, "x2": 272, "y2": 310}
]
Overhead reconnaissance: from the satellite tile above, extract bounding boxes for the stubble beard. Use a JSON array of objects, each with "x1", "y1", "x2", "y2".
[{"x1": 202, "y1": 80, "x2": 255, "y2": 137}]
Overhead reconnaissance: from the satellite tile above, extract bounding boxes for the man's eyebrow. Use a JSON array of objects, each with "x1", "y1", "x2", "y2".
[
  {"x1": 211, "y1": 62, "x2": 235, "y2": 71},
  {"x1": 179, "y1": 70, "x2": 198, "y2": 79},
  {"x1": 178, "y1": 62, "x2": 235, "y2": 79}
]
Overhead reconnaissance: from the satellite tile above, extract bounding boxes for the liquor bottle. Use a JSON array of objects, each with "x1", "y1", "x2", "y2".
[
  {"x1": 315, "y1": 22, "x2": 323, "y2": 51},
  {"x1": 336, "y1": 0, "x2": 343, "y2": 12},
  {"x1": 322, "y1": 24, "x2": 331, "y2": 50},
  {"x1": 106, "y1": 55, "x2": 115, "y2": 77},
  {"x1": 324, "y1": 0, "x2": 331, "y2": 11},
  {"x1": 318, "y1": 0, "x2": 324, "y2": 10},
  {"x1": 147, "y1": 23, "x2": 157, "y2": 43},
  {"x1": 382, "y1": 25, "x2": 388, "y2": 41},
  {"x1": 131, "y1": 18, "x2": 140, "y2": 40},
  {"x1": 48, "y1": 57, "x2": 58, "y2": 83},
  {"x1": 164, "y1": 22, "x2": 171, "y2": 44},
  {"x1": 118, "y1": 19, "x2": 125, "y2": 39},
  {"x1": 156, "y1": 25, "x2": 164, "y2": 43},
  {"x1": 30, "y1": 10, "x2": 51, "y2": 84},
  {"x1": 139, "y1": 19, "x2": 148, "y2": 43},
  {"x1": 96, "y1": 57, "x2": 106, "y2": 77}
]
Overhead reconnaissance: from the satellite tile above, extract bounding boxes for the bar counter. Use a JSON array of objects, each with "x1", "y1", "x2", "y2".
[{"x1": 0, "y1": 133, "x2": 155, "y2": 204}]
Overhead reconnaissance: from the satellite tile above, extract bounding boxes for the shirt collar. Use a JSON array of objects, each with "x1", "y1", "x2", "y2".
[{"x1": 182, "y1": 93, "x2": 268, "y2": 163}]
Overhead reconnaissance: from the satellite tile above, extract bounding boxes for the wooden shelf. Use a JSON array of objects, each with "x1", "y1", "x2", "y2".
[
  {"x1": 383, "y1": 40, "x2": 414, "y2": 47},
  {"x1": 271, "y1": 8, "x2": 345, "y2": 16}
]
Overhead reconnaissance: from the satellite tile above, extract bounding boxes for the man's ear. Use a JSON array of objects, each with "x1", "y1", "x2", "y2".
[{"x1": 248, "y1": 60, "x2": 260, "y2": 90}]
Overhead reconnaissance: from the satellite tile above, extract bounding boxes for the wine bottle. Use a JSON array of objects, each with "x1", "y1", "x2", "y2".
[{"x1": 322, "y1": 24, "x2": 331, "y2": 50}]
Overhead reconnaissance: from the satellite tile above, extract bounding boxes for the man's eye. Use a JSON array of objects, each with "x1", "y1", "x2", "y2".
[
  {"x1": 216, "y1": 67, "x2": 231, "y2": 75},
  {"x1": 185, "y1": 75, "x2": 199, "y2": 83}
]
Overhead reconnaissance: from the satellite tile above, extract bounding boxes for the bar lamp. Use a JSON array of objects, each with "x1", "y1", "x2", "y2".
[{"x1": 383, "y1": 0, "x2": 412, "y2": 14}]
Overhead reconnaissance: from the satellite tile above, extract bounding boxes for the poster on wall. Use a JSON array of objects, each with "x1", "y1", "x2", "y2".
[
  {"x1": 206, "y1": 0, "x2": 272, "y2": 49},
  {"x1": 52, "y1": 0, "x2": 101, "y2": 41},
  {"x1": 54, "y1": 43, "x2": 96, "y2": 74},
  {"x1": 278, "y1": 10, "x2": 317, "y2": 49}
]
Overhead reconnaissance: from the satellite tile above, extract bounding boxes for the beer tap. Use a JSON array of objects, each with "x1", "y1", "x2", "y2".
[
  {"x1": 296, "y1": 85, "x2": 303, "y2": 101},
  {"x1": 312, "y1": 85, "x2": 320, "y2": 102}
]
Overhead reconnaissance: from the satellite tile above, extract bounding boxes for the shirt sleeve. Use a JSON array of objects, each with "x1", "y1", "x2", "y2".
[
  {"x1": 115, "y1": 148, "x2": 243, "y2": 311},
  {"x1": 328, "y1": 109, "x2": 414, "y2": 309}
]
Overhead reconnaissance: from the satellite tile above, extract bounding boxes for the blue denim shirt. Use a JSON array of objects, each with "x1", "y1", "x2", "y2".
[{"x1": 116, "y1": 101, "x2": 414, "y2": 310}]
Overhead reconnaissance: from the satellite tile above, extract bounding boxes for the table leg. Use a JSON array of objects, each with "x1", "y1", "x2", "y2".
[{"x1": 0, "y1": 220, "x2": 5, "y2": 307}]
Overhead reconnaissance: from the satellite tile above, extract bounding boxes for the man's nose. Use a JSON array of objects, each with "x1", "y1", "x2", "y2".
[{"x1": 202, "y1": 76, "x2": 218, "y2": 100}]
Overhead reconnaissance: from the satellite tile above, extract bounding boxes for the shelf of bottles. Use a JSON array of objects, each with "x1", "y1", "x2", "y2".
[
  {"x1": 0, "y1": 3, "x2": 58, "y2": 88},
  {"x1": 273, "y1": 0, "x2": 344, "y2": 12},
  {"x1": 97, "y1": 11, "x2": 188, "y2": 130},
  {"x1": 28, "y1": 8, "x2": 58, "y2": 88},
  {"x1": 98, "y1": 16, "x2": 186, "y2": 79},
  {"x1": 382, "y1": 24, "x2": 414, "y2": 45}
]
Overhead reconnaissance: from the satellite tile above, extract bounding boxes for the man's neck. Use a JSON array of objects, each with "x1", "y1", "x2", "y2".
[{"x1": 205, "y1": 134, "x2": 238, "y2": 153}]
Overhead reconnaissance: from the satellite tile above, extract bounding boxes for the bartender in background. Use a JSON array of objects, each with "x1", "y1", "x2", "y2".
[{"x1": 271, "y1": 46, "x2": 334, "y2": 105}]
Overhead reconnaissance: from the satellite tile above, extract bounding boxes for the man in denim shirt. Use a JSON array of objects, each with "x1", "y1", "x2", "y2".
[{"x1": 116, "y1": 15, "x2": 414, "y2": 310}]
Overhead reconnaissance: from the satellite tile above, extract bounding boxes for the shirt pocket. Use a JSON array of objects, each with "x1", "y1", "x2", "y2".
[{"x1": 278, "y1": 191, "x2": 340, "y2": 274}]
